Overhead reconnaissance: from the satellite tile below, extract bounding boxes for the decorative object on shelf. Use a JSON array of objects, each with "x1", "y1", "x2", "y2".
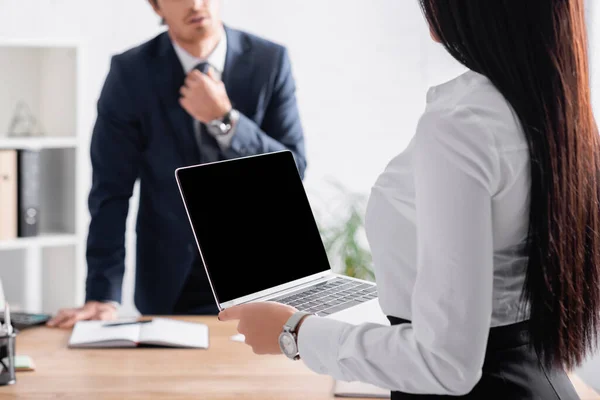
[
  {"x1": 315, "y1": 181, "x2": 374, "y2": 281},
  {"x1": 6, "y1": 102, "x2": 43, "y2": 138}
]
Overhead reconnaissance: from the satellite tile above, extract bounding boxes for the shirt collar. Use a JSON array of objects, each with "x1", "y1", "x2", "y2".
[{"x1": 171, "y1": 28, "x2": 227, "y2": 76}]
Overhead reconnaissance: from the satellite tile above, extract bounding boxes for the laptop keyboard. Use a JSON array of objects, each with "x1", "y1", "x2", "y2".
[{"x1": 270, "y1": 277, "x2": 377, "y2": 316}]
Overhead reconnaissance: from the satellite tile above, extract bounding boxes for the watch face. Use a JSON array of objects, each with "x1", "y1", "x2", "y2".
[
  {"x1": 210, "y1": 121, "x2": 231, "y2": 136},
  {"x1": 278, "y1": 332, "x2": 297, "y2": 357}
]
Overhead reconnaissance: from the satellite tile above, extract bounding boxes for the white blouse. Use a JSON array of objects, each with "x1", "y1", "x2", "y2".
[{"x1": 298, "y1": 70, "x2": 532, "y2": 396}]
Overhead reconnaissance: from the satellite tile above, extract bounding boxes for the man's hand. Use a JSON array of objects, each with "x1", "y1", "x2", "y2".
[
  {"x1": 46, "y1": 301, "x2": 118, "y2": 329},
  {"x1": 179, "y1": 67, "x2": 232, "y2": 123}
]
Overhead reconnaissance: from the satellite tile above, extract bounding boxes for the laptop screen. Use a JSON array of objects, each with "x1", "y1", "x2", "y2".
[{"x1": 176, "y1": 150, "x2": 331, "y2": 304}]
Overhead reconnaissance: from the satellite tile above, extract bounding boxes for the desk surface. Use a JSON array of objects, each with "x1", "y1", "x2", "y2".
[{"x1": 2, "y1": 316, "x2": 599, "y2": 399}]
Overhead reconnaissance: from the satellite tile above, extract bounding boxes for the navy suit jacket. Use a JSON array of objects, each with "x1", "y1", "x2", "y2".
[{"x1": 86, "y1": 26, "x2": 307, "y2": 314}]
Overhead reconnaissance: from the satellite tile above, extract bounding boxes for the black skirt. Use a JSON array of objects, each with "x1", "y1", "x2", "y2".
[{"x1": 388, "y1": 316, "x2": 581, "y2": 400}]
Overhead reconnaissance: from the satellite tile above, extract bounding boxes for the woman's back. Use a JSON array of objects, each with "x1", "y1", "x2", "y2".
[{"x1": 367, "y1": 69, "x2": 533, "y2": 327}]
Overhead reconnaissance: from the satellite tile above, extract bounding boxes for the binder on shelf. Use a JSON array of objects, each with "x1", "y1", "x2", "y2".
[
  {"x1": 17, "y1": 150, "x2": 40, "y2": 237},
  {"x1": 0, "y1": 150, "x2": 18, "y2": 240}
]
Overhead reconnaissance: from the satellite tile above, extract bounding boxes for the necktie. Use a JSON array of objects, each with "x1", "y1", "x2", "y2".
[
  {"x1": 190, "y1": 62, "x2": 220, "y2": 163},
  {"x1": 194, "y1": 62, "x2": 210, "y2": 74},
  {"x1": 192, "y1": 62, "x2": 209, "y2": 155}
]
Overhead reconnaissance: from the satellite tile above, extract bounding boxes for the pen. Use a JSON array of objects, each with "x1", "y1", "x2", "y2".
[{"x1": 102, "y1": 319, "x2": 153, "y2": 328}]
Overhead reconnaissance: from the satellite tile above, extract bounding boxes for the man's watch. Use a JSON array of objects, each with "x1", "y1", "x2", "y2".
[
  {"x1": 279, "y1": 311, "x2": 312, "y2": 360},
  {"x1": 208, "y1": 108, "x2": 239, "y2": 136}
]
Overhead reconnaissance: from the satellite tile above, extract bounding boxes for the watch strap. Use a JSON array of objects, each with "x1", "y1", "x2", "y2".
[
  {"x1": 225, "y1": 108, "x2": 239, "y2": 126},
  {"x1": 222, "y1": 109, "x2": 233, "y2": 125},
  {"x1": 284, "y1": 311, "x2": 312, "y2": 333}
]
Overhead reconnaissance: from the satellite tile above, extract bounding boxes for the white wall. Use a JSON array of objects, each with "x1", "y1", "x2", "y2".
[
  {"x1": 221, "y1": 1, "x2": 468, "y2": 196},
  {"x1": 223, "y1": 1, "x2": 430, "y2": 194}
]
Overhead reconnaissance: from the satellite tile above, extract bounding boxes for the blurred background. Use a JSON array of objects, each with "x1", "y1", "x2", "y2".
[{"x1": 0, "y1": 0, "x2": 598, "y2": 389}]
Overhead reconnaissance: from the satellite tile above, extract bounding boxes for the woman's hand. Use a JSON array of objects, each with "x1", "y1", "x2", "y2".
[{"x1": 218, "y1": 302, "x2": 298, "y2": 355}]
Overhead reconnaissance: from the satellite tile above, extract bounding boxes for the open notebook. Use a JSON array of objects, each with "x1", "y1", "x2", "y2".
[{"x1": 68, "y1": 318, "x2": 209, "y2": 349}]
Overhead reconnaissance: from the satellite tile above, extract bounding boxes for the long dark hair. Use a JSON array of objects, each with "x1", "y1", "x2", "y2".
[{"x1": 419, "y1": 0, "x2": 600, "y2": 369}]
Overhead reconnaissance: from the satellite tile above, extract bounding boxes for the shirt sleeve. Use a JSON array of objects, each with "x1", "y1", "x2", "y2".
[{"x1": 297, "y1": 107, "x2": 500, "y2": 396}]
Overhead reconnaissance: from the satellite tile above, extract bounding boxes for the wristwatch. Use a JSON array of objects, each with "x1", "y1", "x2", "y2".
[
  {"x1": 279, "y1": 311, "x2": 312, "y2": 360},
  {"x1": 208, "y1": 108, "x2": 239, "y2": 136}
]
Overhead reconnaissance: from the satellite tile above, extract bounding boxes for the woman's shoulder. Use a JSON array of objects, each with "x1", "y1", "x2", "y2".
[{"x1": 419, "y1": 70, "x2": 526, "y2": 151}]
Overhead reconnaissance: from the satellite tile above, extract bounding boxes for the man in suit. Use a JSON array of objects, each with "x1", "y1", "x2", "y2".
[{"x1": 48, "y1": 0, "x2": 306, "y2": 328}]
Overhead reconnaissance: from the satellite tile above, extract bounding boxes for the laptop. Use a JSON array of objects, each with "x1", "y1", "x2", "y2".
[{"x1": 175, "y1": 150, "x2": 387, "y2": 324}]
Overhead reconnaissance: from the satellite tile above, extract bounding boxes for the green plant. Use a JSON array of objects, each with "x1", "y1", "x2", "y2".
[{"x1": 315, "y1": 182, "x2": 375, "y2": 281}]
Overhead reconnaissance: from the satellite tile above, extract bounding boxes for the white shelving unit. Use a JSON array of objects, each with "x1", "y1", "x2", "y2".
[
  {"x1": 0, "y1": 234, "x2": 79, "y2": 251},
  {"x1": 0, "y1": 39, "x2": 86, "y2": 314},
  {"x1": 0, "y1": 137, "x2": 79, "y2": 150}
]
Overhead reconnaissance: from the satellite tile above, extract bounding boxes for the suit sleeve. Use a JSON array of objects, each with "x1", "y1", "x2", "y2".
[
  {"x1": 221, "y1": 47, "x2": 307, "y2": 179},
  {"x1": 85, "y1": 56, "x2": 144, "y2": 304}
]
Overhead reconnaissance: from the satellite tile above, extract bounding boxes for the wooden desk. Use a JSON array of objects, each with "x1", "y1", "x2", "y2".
[{"x1": 2, "y1": 317, "x2": 598, "y2": 399}]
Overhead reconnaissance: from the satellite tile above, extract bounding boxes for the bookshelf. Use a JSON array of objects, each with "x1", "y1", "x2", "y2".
[
  {"x1": 0, "y1": 39, "x2": 85, "y2": 315},
  {"x1": 0, "y1": 234, "x2": 79, "y2": 251},
  {"x1": 0, "y1": 137, "x2": 79, "y2": 150}
]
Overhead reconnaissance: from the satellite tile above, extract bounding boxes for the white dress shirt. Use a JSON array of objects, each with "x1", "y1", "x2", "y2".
[
  {"x1": 172, "y1": 29, "x2": 237, "y2": 149},
  {"x1": 298, "y1": 70, "x2": 532, "y2": 396}
]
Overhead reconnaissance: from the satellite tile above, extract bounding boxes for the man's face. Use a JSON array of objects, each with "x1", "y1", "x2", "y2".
[{"x1": 151, "y1": 0, "x2": 222, "y2": 43}]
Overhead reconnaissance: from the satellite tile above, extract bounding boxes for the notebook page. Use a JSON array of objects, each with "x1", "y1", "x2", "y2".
[
  {"x1": 138, "y1": 318, "x2": 209, "y2": 348},
  {"x1": 69, "y1": 320, "x2": 141, "y2": 348}
]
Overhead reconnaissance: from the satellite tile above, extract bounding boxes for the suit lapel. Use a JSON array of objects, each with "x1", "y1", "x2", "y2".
[
  {"x1": 221, "y1": 26, "x2": 253, "y2": 114},
  {"x1": 153, "y1": 32, "x2": 199, "y2": 165}
]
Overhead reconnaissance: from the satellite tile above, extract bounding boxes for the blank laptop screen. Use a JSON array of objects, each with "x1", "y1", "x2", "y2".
[{"x1": 176, "y1": 150, "x2": 331, "y2": 304}]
